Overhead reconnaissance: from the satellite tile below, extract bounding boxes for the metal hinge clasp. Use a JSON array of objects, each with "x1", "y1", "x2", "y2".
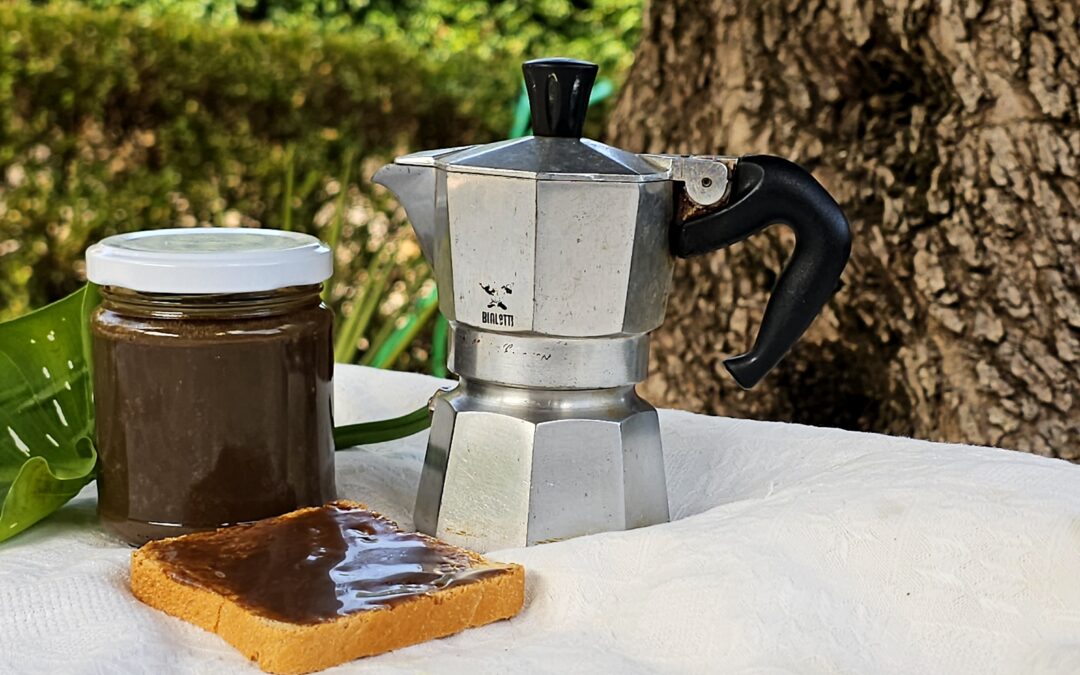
[{"x1": 642, "y1": 154, "x2": 737, "y2": 207}]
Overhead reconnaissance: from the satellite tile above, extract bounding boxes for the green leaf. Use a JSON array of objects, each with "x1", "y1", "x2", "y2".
[
  {"x1": 0, "y1": 286, "x2": 98, "y2": 542},
  {"x1": 333, "y1": 405, "x2": 431, "y2": 450}
]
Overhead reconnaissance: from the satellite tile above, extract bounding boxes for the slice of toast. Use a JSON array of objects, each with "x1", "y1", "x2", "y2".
[{"x1": 130, "y1": 500, "x2": 524, "y2": 674}]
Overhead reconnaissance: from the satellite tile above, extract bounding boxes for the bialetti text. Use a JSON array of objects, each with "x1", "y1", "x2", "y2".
[{"x1": 482, "y1": 312, "x2": 515, "y2": 327}]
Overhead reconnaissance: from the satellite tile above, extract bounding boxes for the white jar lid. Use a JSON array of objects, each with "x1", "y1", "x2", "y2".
[{"x1": 85, "y1": 228, "x2": 332, "y2": 294}]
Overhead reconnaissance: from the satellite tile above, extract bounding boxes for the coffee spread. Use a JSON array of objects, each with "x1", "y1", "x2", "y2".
[
  {"x1": 149, "y1": 502, "x2": 509, "y2": 624},
  {"x1": 86, "y1": 229, "x2": 338, "y2": 547},
  {"x1": 92, "y1": 286, "x2": 335, "y2": 545}
]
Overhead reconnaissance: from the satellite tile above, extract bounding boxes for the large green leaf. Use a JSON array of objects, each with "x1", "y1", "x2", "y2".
[{"x1": 0, "y1": 286, "x2": 98, "y2": 542}]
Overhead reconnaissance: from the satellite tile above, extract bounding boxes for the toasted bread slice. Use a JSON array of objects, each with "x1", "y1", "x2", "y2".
[{"x1": 130, "y1": 500, "x2": 524, "y2": 674}]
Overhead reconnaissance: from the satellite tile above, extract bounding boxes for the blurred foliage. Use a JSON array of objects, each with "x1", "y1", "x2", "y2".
[
  {"x1": 28, "y1": 0, "x2": 641, "y2": 78},
  {"x1": 0, "y1": 0, "x2": 642, "y2": 369}
]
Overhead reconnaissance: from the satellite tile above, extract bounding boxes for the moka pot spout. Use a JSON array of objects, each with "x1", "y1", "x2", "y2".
[
  {"x1": 372, "y1": 160, "x2": 438, "y2": 268},
  {"x1": 373, "y1": 147, "x2": 468, "y2": 320}
]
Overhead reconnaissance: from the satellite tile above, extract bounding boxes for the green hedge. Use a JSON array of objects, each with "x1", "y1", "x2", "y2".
[
  {"x1": 0, "y1": 4, "x2": 520, "y2": 317},
  {"x1": 28, "y1": 0, "x2": 641, "y2": 79}
]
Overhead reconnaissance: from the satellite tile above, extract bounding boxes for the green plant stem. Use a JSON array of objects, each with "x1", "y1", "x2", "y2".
[
  {"x1": 333, "y1": 254, "x2": 392, "y2": 363},
  {"x1": 359, "y1": 265, "x2": 427, "y2": 366},
  {"x1": 369, "y1": 286, "x2": 439, "y2": 368},
  {"x1": 430, "y1": 312, "x2": 449, "y2": 378},
  {"x1": 322, "y1": 149, "x2": 355, "y2": 303},
  {"x1": 360, "y1": 311, "x2": 401, "y2": 366},
  {"x1": 509, "y1": 81, "x2": 531, "y2": 138},
  {"x1": 281, "y1": 143, "x2": 295, "y2": 231},
  {"x1": 333, "y1": 405, "x2": 431, "y2": 449}
]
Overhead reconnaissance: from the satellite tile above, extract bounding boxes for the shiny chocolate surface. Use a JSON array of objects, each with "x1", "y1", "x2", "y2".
[{"x1": 150, "y1": 503, "x2": 508, "y2": 624}]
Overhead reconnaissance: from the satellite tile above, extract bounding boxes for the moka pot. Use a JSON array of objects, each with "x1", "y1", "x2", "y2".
[{"x1": 374, "y1": 58, "x2": 852, "y2": 551}]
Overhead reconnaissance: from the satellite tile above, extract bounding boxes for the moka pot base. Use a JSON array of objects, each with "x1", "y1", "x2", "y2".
[{"x1": 414, "y1": 323, "x2": 669, "y2": 552}]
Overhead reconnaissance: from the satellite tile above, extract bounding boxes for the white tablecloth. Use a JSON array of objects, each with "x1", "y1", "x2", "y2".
[{"x1": 2, "y1": 365, "x2": 1079, "y2": 674}]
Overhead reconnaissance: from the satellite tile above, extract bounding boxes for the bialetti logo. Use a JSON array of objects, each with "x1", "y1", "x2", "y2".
[{"x1": 480, "y1": 283, "x2": 515, "y2": 327}]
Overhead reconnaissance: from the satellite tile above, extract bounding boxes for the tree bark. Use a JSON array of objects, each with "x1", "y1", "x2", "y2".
[{"x1": 609, "y1": 0, "x2": 1079, "y2": 458}]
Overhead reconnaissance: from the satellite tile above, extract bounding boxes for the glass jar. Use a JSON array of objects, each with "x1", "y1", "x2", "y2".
[{"x1": 86, "y1": 229, "x2": 335, "y2": 546}]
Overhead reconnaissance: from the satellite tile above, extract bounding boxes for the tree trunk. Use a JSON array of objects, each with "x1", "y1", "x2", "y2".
[{"x1": 609, "y1": 0, "x2": 1079, "y2": 458}]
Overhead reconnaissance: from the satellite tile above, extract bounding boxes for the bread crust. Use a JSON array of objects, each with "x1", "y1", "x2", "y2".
[{"x1": 130, "y1": 502, "x2": 525, "y2": 674}]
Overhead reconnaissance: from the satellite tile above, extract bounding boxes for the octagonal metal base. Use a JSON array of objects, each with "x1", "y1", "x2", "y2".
[{"x1": 414, "y1": 379, "x2": 670, "y2": 552}]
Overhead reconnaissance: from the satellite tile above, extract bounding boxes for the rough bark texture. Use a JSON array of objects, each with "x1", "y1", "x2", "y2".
[{"x1": 609, "y1": 0, "x2": 1079, "y2": 457}]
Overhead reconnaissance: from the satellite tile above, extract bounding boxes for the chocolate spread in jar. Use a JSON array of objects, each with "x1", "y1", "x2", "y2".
[
  {"x1": 92, "y1": 286, "x2": 335, "y2": 546},
  {"x1": 148, "y1": 502, "x2": 509, "y2": 624}
]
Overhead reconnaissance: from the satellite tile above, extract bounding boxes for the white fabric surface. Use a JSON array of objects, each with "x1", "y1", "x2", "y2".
[{"x1": 2, "y1": 364, "x2": 1080, "y2": 674}]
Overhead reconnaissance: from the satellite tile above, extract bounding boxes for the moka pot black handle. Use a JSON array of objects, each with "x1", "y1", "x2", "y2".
[{"x1": 670, "y1": 155, "x2": 852, "y2": 389}]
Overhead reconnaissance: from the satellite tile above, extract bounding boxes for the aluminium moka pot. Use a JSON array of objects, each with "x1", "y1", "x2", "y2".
[{"x1": 374, "y1": 58, "x2": 852, "y2": 552}]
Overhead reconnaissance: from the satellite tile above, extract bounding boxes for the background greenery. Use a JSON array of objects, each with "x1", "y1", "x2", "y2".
[{"x1": 0, "y1": 0, "x2": 642, "y2": 370}]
